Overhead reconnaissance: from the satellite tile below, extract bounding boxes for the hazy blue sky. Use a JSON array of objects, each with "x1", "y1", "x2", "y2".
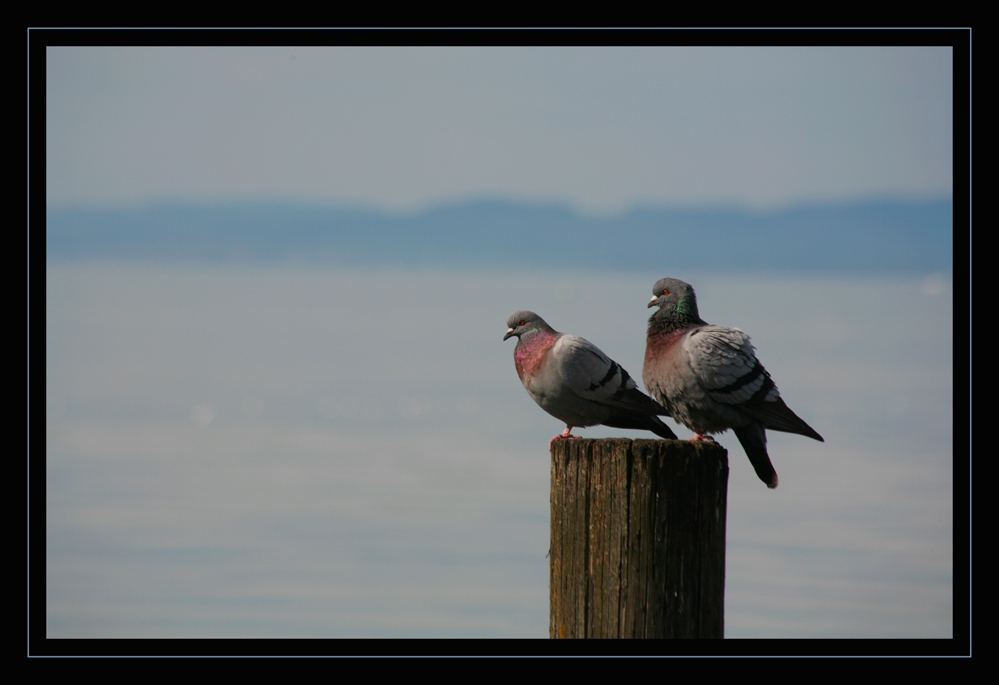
[{"x1": 45, "y1": 45, "x2": 953, "y2": 214}]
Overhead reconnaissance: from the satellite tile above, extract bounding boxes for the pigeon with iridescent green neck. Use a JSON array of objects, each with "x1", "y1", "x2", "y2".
[{"x1": 642, "y1": 278, "x2": 823, "y2": 488}]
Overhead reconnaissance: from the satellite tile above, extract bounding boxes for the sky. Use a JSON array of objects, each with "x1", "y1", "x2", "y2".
[{"x1": 45, "y1": 44, "x2": 954, "y2": 214}]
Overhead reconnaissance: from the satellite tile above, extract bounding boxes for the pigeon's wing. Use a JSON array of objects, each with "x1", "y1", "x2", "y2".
[
  {"x1": 685, "y1": 326, "x2": 775, "y2": 404},
  {"x1": 686, "y1": 326, "x2": 822, "y2": 440},
  {"x1": 553, "y1": 334, "x2": 670, "y2": 417}
]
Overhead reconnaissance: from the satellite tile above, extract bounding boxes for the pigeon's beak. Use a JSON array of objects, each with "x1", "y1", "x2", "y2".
[
  {"x1": 647, "y1": 295, "x2": 659, "y2": 308},
  {"x1": 503, "y1": 327, "x2": 516, "y2": 341}
]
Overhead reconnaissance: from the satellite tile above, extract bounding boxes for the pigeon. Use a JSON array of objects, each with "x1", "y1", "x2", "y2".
[
  {"x1": 642, "y1": 278, "x2": 823, "y2": 488},
  {"x1": 504, "y1": 310, "x2": 678, "y2": 445}
]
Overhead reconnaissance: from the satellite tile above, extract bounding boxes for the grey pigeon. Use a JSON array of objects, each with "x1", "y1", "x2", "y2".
[
  {"x1": 504, "y1": 310, "x2": 678, "y2": 445},
  {"x1": 642, "y1": 278, "x2": 823, "y2": 488}
]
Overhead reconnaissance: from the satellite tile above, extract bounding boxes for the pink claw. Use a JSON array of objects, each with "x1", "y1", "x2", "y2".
[{"x1": 549, "y1": 426, "x2": 580, "y2": 447}]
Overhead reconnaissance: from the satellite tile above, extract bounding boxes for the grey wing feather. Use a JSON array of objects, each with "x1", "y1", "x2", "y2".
[
  {"x1": 686, "y1": 326, "x2": 822, "y2": 440},
  {"x1": 554, "y1": 335, "x2": 668, "y2": 415},
  {"x1": 685, "y1": 326, "x2": 778, "y2": 405}
]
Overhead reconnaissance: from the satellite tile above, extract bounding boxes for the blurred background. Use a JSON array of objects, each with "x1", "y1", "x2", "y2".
[{"x1": 44, "y1": 44, "x2": 956, "y2": 642}]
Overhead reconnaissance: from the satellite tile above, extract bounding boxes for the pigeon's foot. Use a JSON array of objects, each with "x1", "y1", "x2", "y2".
[
  {"x1": 549, "y1": 427, "x2": 580, "y2": 447},
  {"x1": 690, "y1": 433, "x2": 716, "y2": 442}
]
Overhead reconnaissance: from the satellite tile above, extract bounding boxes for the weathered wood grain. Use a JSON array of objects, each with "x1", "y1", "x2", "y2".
[{"x1": 550, "y1": 438, "x2": 728, "y2": 638}]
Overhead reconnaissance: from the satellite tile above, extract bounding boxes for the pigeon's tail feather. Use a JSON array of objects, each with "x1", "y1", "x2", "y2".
[
  {"x1": 647, "y1": 416, "x2": 679, "y2": 440},
  {"x1": 734, "y1": 423, "x2": 779, "y2": 489},
  {"x1": 603, "y1": 414, "x2": 678, "y2": 440}
]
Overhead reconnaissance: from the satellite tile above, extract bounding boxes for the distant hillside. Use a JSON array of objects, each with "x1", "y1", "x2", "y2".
[{"x1": 45, "y1": 198, "x2": 954, "y2": 274}]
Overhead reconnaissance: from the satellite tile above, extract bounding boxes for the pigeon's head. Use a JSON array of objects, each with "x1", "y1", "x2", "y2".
[
  {"x1": 504, "y1": 310, "x2": 547, "y2": 341},
  {"x1": 648, "y1": 278, "x2": 698, "y2": 316}
]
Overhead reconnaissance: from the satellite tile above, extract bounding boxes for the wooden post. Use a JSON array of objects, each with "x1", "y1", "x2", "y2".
[{"x1": 549, "y1": 438, "x2": 728, "y2": 638}]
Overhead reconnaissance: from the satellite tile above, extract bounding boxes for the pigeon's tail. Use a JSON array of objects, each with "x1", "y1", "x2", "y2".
[
  {"x1": 648, "y1": 416, "x2": 679, "y2": 441},
  {"x1": 734, "y1": 423, "x2": 779, "y2": 489},
  {"x1": 602, "y1": 413, "x2": 678, "y2": 440}
]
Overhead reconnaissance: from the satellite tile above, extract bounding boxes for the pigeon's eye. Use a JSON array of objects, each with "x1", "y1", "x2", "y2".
[
  {"x1": 519, "y1": 319, "x2": 525, "y2": 326},
  {"x1": 662, "y1": 289, "x2": 670, "y2": 296}
]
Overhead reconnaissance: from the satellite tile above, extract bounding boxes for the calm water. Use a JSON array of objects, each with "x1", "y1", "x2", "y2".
[{"x1": 44, "y1": 262, "x2": 954, "y2": 642}]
